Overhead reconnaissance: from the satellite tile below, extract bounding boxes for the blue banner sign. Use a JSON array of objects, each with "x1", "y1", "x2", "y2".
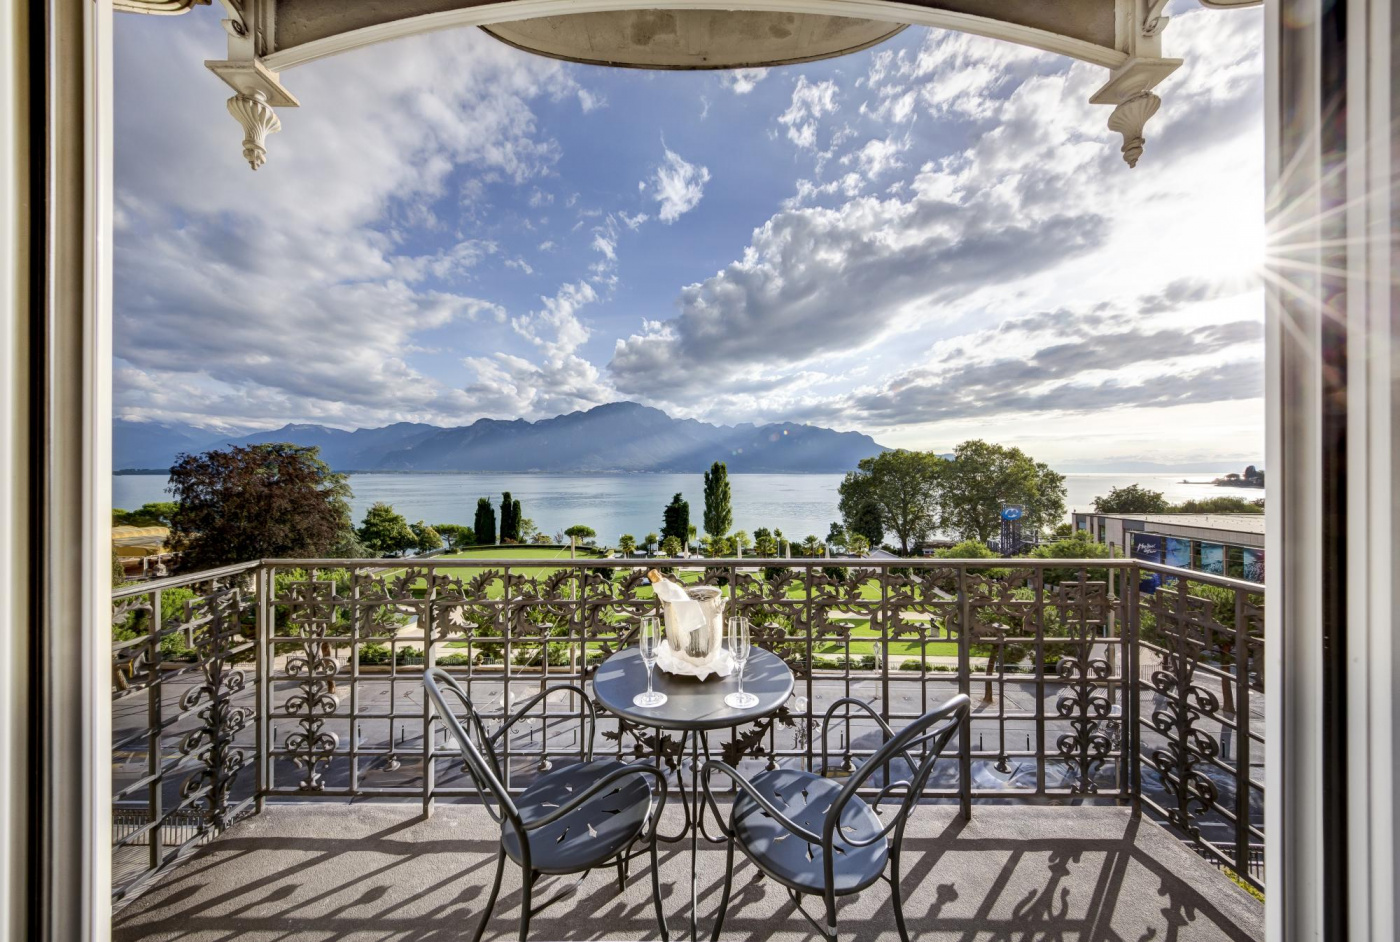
[
  {"x1": 1243, "y1": 548, "x2": 1265, "y2": 583},
  {"x1": 1200, "y1": 542, "x2": 1225, "y2": 575},
  {"x1": 1165, "y1": 537, "x2": 1192, "y2": 570},
  {"x1": 1131, "y1": 532, "x2": 1164, "y2": 562}
]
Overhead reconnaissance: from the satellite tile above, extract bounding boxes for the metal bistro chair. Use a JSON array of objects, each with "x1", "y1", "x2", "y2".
[
  {"x1": 424, "y1": 668, "x2": 670, "y2": 942},
  {"x1": 702, "y1": 693, "x2": 971, "y2": 942}
]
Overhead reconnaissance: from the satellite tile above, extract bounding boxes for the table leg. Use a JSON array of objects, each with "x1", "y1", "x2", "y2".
[{"x1": 690, "y1": 731, "x2": 699, "y2": 942}]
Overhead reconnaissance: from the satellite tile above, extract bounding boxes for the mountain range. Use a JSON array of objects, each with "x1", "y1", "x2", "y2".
[{"x1": 113, "y1": 402, "x2": 888, "y2": 474}]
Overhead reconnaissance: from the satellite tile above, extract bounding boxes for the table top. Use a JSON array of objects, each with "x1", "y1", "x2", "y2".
[{"x1": 591, "y1": 647, "x2": 795, "y2": 731}]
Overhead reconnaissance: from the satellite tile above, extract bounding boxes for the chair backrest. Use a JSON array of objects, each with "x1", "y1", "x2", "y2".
[
  {"x1": 423, "y1": 668, "x2": 520, "y2": 827},
  {"x1": 824, "y1": 694, "x2": 970, "y2": 853}
]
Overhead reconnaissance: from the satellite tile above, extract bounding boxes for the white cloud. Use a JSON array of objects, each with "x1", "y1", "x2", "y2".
[
  {"x1": 720, "y1": 67, "x2": 770, "y2": 95},
  {"x1": 649, "y1": 146, "x2": 711, "y2": 223},
  {"x1": 779, "y1": 77, "x2": 840, "y2": 149},
  {"x1": 112, "y1": 7, "x2": 581, "y2": 429},
  {"x1": 843, "y1": 135, "x2": 910, "y2": 178},
  {"x1": 577, "y1": 87, "x2": 606, "y2": 112},
  {"x1": 610, "y1": 7, "x2": 1267, "y2": 449}
]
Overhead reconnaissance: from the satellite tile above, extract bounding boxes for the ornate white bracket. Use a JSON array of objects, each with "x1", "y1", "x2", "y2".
[
  {"x1": 1106, "y1": 90, "x2": 1162, "y2": 168},
  {"x1": 203, "y1": 1, "x2": 298, "y2": 169},
  {"x1": 206, "y1": 52, "x2": 299, "y2": 170},
  {"x1": 226, "y1": 91, "x2": 280, "y2": 170}
]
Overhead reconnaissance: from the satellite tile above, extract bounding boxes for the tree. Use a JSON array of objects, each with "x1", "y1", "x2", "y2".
[
  {"x1": 752, "y1": 528, "x2": 777, "y2": 557},
  {"x1": 516, "y1": 516, "x2": 539, "y2": 543},
  {"x1": 839, "y1": 450, "x2": 944, "y2": 556},
  {"x1": 474, "y1": 497, "x2": 497, "y2": 544},
  {"x1": 1093, "y1": 484, "x2": 1169, "y2": 514},
  {"x1": 499, "y1": 492, "x2": 523, "y2": 542},
  {"x1": 661, "y1": 535, "x2": 683, "y2": 556},
  {"x1": 531, "y1": 532, "x2": 553, "y2": 545},
  {"x1": 565, "y1": 524, "x2": 596, "y2": 547},
  {"x1": 703, "y1": 461, "x2": 733, "y2": 536},
  {"x1": 802, "y1": 535, "x2": 822, "y2": 557},
  {"x1": 837, "y1": 472, "x2": 885, "y2": 547},
  {"x1": 847, "y1": 533, "x2": 871, "y2": 557},
  {"x1": 113, "y1": 501, "x2": 179, "y2": 528},
  {"x1": 359, "y1": 503, "x2": 417, "y2": 557},
  {"x1": 644, "y1": 531, "x2": 659, "y2": 549},
  {"x1": 825, "y1": 521, "x2": 849, "y2": 553},
  {"x1": 732, "y1": 530, "x2": 751, "y2": 554},
  {"x1": 410, "y1": 521, "x2": 443, "y2": 555},
  {"x1": 939, "y1": 440, "x2": 1066, "y2": 543},
  {"x1": 662, "y1": 493, "x2": 690, "y2": 544},
  {"x1": 167, "y1": 443, "x2": 351, "y2": 570},
  {"x1": 434, "y1": 524, "x2": 476, "y2": 551},
  {"x1": 327, "y1": 528, "x2": 371, "y2": 559},
  {"x1": 618, "y1": 534, "x2": 637, "y2": 556}
]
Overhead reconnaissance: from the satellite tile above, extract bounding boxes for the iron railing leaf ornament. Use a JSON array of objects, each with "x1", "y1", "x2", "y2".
[
  {"x1": 175, "y1": 585, "x2": 254, "y2": 829},
  {"x1": 277, "y1": 573, "x2": 343, "y2": 790},
  {"x1": 1051, "y1": 578, "x2": 1115, "y2": 793}
]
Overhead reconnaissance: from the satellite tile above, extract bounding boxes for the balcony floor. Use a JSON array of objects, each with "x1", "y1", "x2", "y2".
[{"x1": 114, "y1": 803, "x2": 1263, "y2": 942}]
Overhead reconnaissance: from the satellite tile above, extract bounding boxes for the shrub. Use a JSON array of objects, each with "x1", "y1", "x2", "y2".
[{"x1": 358, "y1": 643, "x2": 390, "y2": 665}]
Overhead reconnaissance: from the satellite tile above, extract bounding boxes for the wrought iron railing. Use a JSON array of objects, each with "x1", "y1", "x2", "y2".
[
  {"x1": 110, "y1": 556, "x2": 1265, "y2": 904},
  {"x1": 111, "y1": 562, "x2": 259, "y2": 904}
]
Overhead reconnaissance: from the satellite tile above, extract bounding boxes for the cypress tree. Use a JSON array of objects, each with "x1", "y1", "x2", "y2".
[
  {"x1": 661, "y1": 492, "x2": 690, "y2": 544},
  {"x1": 474, "y1": 497, "x2": 497, "y2": 545},
  {"x1": 703, "y1": 461, "x2": 733, "y2": 537},
  {"x1": 499, "y1": 491, "x2": 516, "y2": 542}
]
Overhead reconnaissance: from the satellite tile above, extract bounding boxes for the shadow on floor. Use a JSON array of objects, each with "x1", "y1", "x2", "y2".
[{"x1": 113, "y1": 803, "x2": 1263, "y2": 942}]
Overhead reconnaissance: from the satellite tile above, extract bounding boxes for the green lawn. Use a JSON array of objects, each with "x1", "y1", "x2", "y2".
[{"x1": 382, "y1": 545, "x2": 601, "y2": 592}]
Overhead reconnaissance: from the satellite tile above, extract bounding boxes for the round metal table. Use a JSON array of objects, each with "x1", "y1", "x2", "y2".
[{"x1": 591, "y1": 646, "x2": 794, "y2": 940}]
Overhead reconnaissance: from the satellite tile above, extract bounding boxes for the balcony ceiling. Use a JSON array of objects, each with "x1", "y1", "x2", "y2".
[
  {"x1": 119, "y1": 0, "x2": 1260, "y2": 169},
  {"x1": 262, "y1": 1, "x2": 1118, "y2": 71}
]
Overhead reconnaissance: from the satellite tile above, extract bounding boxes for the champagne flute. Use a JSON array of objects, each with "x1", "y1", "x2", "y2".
[
  {"x1": 725, "y1": 616, "x2": 759, "y2": 709},
  {"x1": 633, "y1": 616, "x2": 667, "y2": 708}
]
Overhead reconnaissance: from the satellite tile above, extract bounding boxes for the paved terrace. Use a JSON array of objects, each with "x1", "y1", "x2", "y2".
[{"x1": 114, "y1": 803, "x2": 1263, "y2": 942}]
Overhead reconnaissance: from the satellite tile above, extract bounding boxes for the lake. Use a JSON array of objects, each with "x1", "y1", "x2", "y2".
[{"x1": 112, "y1": 471, "x2": 1243, "y2": 542}]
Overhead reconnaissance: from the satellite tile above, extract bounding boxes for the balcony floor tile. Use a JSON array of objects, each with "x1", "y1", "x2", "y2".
[{"x1": 114, "y1": 803, "x2": 1262, "y2": 942}]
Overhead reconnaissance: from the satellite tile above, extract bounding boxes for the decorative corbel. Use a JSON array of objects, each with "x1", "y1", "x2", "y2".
[
  {"x1": 226, "y1": 91, "x2": 280, "y2": 170},
  {"x1": 204, "y1": 0, "x2": 298, "y2": 169},
  {"x1": 1088, "y1": 0, "x2": 1180, "y2": 168},
  {"x1": 1106, "y1": 90, "x2": 1161, "y2": 168},
  {"x1": 206, "y1": 56, "x2": 299, "y2": 170}
]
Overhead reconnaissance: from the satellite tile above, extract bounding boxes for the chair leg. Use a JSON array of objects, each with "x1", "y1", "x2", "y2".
[
  {"x1": 823, "y1": 889, "x2": 838, "y2": 942},
  {"x1": 472, "y1": 850, "x2": 506, "y2": 942},
  {"x1": 649, "y1": 835, "x2": 669, "y2": 942},
  {"x1": 890, "y1": 852, "x2": 910, "y2": 942},
  {"x1": 519, "y1": 870, "x2": 536, "y2": 942},
  {"x1": 710, "y1": 839, "x2": 737, "y2": 942},
  {"x1": 617, "y1": 857, "x2": 627, "y2": 894}
]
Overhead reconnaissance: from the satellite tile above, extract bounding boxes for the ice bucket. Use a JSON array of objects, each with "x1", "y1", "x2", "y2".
[{"x1": 660, "y1": 585, "x2": 725, "y2": 660}]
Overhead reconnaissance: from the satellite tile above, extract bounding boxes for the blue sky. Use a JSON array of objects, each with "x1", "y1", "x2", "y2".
[{"x1": 112, "y1": 2, "x2": 1265, "y2": 469}]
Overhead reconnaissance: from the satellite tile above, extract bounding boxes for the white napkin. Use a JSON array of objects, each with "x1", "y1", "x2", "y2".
[
  {"x1": 657, "y1": 645, "x2": 736, "y2": 681},
  {"x1": 652, "y1": 577, "x2": 706, "y2": 634}
]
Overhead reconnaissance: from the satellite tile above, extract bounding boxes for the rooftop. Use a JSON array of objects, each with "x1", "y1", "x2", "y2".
[{"x1": 1079, "y1": 512, "x2": 1268, "y2": 534}]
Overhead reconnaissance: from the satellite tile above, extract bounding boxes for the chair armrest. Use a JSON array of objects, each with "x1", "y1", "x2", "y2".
[
  {"x1": 700, "y1": 759, "x2": 823, "y2": 845},
  {"x1": 491, "y1": 683, "x2": 597, "y2": 760},
  {"x1": 820, "y1": 697, "x2": 914, "y2": 773},
  {"x1": 520, "y1": 763, "x2": 669, "y2": 832}
]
